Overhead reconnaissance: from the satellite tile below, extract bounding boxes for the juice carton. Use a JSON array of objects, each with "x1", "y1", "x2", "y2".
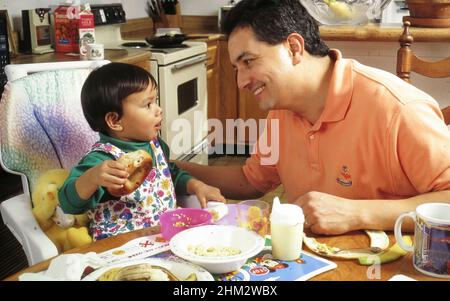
[
  {"x1": 78, "y1": 4, "x2": 95, "y2": 57},
  {"x1": 53, "y1": 3, "x2": 95, "y2": 54}
]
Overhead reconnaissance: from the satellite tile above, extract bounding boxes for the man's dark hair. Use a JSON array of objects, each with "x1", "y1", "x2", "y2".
[
  {"x1": 221, "y1": 0, "x2": 329, "y2": 56},
  {"x1": 81, "y1": 62, "x2": 157, "y2": 134}
]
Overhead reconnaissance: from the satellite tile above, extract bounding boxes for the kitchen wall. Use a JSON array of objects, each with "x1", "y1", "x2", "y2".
[
  {"x1": 4, "y1": 0, "x2": 229, "y2": 22},
  {"x1": 5, "y1": 0, "x2": 150, "y2": 29},
  {"x1": 327, "y1": 41, "x2": 450, "y2": 110},
  {"x1": 4, "y1": 0, "x2": 230, "y2": 31}
]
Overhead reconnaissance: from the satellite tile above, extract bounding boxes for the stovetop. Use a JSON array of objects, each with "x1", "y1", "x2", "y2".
[
  {"x1": 95, "y1": 24, "x2": 206, "y2": 65},
  {"x1": 120, "y1": 42, "x2": 189, "y2": 52}
]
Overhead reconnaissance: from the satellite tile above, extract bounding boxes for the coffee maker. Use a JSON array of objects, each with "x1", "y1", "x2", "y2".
[{"x1": 22, "y1": 8, "x2": 54, "y2": 54}]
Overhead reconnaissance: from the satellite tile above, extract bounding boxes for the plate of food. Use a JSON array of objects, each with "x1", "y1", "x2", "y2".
[{"x1": 82, "y1": 258, "x2": 214, "y2": 281}]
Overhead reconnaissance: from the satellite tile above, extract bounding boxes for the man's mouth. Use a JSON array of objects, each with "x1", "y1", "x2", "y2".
[{"x1": 252, "y1": 84, "x2": 265, "y2": 96}]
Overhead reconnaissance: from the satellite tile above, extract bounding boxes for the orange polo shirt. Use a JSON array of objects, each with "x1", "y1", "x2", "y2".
[{"x1": 243, "y1": 50, "x2": 450, "y2": 202}]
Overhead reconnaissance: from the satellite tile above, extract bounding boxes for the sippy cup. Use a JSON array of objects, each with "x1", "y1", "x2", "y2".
[{"x1": 270, "y1": 197, "x2": 304, "y2": 261}]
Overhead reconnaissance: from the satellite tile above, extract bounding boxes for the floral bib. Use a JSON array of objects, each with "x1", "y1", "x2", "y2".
[{"x1": 87, "y1": 139, "x2": 176, "y2": 240}]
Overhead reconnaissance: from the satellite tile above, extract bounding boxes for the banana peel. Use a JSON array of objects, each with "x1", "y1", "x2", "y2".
[
  {"x1": 303, "y1": 230, "x2": 390, "y2": 260},
  {"x1": 358, "y1": 236, "x2": 412, "y2": 265},
  {"x1": 323, "y1": 0, "x2": 354, "y2": 20},
  {"x1": 365, "y1": 230, "x2": 389, "y2": 252}
]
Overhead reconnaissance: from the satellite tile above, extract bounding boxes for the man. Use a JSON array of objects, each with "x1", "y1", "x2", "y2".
[{"x1": 177, "y1": 0, "x2": 450, "y2": 235}]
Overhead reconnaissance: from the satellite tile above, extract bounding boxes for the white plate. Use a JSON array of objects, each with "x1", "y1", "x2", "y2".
[{"x1": 82, "y1": 257, "x2": 214, "y2": 281}]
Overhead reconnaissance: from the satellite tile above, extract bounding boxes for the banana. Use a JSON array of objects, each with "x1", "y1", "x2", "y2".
[
  {"x1": 303, "y1": 230, "x2": 390, "y2": 259},
  {"x1": 184, "y1": 273, "x2": 198, "y2": 281},
  {"x1": 358, "y1": 236, "x2": 413, "y2": 265},
  {"x1": 365, "y1": 230, "x2": 390, "y2": 252},
  {"x1": 115, "y1": 263, "x2": 172, "y2": 281},
  {"x1": 323, "y1": 0, "x2": 354, "y2": 20},
  {"x1": 97, "y1": 263, "x2": 199, "y2": 281}
]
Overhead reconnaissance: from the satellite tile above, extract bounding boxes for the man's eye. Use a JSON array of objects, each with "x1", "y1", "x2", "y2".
[{"x1": 244, "y1": 59, "x2": 253, "y2": 66}]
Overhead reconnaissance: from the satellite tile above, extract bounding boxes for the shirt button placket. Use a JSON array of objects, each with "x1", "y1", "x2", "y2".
[{"x1": 307, "y1": 132, "x2": 319, "y2": 171}]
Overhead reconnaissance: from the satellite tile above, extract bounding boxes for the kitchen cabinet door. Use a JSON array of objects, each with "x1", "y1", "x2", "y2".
[{"x1": 206, "y1": 41, "x2": 219, "y2": 121}]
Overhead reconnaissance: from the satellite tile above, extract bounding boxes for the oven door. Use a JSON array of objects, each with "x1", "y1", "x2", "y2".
[{"x1": 155, "y1": 54, "x2": 208, "y2": 162}]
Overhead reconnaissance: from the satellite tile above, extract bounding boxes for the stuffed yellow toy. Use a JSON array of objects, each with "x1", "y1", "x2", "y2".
[{"x1": 31, "y1": 169, "x2": 92, "y2": 253}]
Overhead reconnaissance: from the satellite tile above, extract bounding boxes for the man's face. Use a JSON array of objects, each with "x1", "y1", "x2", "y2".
[{"x1": 228, "y1": 27, "x2": 294, "y2": 111}]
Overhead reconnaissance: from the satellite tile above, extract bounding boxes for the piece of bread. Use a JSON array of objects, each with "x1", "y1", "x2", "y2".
[{"x1": 107, "y1": 150, "x2": 153, "y2": 196}]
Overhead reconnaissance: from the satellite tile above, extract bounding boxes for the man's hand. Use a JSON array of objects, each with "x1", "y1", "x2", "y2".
[
  {"x1": 294, "y1": 191, "x2": 363, "y2": 235},
  {"x1": 187, "y1": 179, "x2": 226, "y2": 208}
]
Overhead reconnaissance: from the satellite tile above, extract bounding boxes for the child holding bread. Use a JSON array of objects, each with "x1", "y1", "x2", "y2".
[{"x1": 59, "y1": 62, "x2": 225, "y2": 241}]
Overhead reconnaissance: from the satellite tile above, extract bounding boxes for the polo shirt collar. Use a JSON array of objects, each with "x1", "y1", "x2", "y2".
[{"x1": 316, "y1": 49, "x2": 353, "y2": 127}]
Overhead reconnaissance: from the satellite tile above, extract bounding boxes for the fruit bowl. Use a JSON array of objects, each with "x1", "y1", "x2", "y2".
[{"x1": 300, "y1": 0, "x2": 392, "y2": 25}]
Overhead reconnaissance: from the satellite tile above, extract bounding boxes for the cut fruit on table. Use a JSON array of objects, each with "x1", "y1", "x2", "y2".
[
  {"x1": 303, "y1": 230, "x2": 390, "y2": 260},
  {"x1": 358, "y1": 236, "x2": 412, "y2": 265}
]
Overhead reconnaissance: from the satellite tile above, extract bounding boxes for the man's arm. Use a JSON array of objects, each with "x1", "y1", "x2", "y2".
[
  {"x1": 295, "y1": 190, "x2": 450, "y2": 235},
  {"x1": 175, "y1": 160, "x2": 264, "y2": 200}
]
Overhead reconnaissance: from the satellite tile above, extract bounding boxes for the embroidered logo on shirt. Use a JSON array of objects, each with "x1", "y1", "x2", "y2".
[{"x1": 336, "y1": 165, "x2": 352, "y2": 187}]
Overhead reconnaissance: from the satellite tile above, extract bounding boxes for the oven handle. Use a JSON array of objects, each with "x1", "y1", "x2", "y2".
[{"x1": 171, "y1": 54, "x2": 207, "y2": 71}]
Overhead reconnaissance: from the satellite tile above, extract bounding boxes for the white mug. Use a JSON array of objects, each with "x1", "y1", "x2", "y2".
[
  {"x1": 87, "y1": 43, "x2": 104, "y2": 60},
  {"x1": 394, "y1": 203, "x2": 450, "y2": 278}
]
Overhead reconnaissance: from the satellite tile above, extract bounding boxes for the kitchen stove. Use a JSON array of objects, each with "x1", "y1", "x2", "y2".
[
  {"x1": 92, "y1": 4, "x2": 209, "y2": 164},
  {"x1": 94, "y1": 23, "x2": 207, "y2": 65}
]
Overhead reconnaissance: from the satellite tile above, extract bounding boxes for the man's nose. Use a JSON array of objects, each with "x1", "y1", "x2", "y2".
[{"x1": 236, "y1": 70, "x2": 250, "y2": 90}]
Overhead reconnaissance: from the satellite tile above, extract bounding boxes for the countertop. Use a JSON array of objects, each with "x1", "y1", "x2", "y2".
[
  {"x1": 187, "y1": 23, "x2": 450, "y2": 43},
  {"x1": 11, "y1": 48, "x2": 151, "y2": 65},
  {"x1": 319, "y1": 23, "x2": 450, "y2": 42}
]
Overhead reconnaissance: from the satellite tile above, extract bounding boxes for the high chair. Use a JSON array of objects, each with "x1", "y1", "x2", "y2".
[
  {"x1": 0, "y1": 60, "x2": 203, "y2": 266},
  {"x1": 397, "y1": 21, "x2": 450, "y2": 125},
  {"x1": 0, "y1": 60, "x2": 109, "y2": 265}
]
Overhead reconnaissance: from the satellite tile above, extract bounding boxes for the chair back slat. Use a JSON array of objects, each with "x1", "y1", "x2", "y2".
[{"x1": 397, "y1": 20, "x2": 450, "y2": 125}]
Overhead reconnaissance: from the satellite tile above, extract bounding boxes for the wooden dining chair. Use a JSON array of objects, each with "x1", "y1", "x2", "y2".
[{"x1": 396, "y1": 21, "x2": 450, "y2": 125}]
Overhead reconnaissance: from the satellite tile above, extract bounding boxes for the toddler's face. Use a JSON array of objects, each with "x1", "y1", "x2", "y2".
[{"x1": 116, "y1": 83, "x2": 162, "y2": 142}]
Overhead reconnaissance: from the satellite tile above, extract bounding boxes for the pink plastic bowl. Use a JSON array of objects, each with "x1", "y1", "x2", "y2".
[{"x1": 160, "y1": 208, "x2": 213, "y2": 241}]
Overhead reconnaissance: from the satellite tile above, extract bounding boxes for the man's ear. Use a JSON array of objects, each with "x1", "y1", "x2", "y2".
[
  {"x1": 286, "y1": 33, "x2": 304, "y2": 65},
  {"x1": 105, "y1": 112, "x2": 123, "y2": 132}
]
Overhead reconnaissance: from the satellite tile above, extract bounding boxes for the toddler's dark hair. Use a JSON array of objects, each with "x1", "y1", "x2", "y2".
[{"x1": 81, "y1": 62, "x2": 157, "y2": 134}]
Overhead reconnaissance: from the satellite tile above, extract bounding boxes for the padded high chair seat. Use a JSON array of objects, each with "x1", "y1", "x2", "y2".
[{"x1": 0, "y1": 61, "x2": 109, "y2": 265}]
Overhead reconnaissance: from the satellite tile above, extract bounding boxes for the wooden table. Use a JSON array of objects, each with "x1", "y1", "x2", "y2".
[{"x1": 3, "y1": 227, "x2": 447, "y2": 281}]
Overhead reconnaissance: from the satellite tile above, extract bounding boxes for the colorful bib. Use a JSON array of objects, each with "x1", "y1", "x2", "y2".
[{"x1": 87, "y1": 139, "x2": 176, "y2": 240}]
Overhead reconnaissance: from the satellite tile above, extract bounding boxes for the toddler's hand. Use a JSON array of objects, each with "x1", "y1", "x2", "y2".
[
  {"x1": 187, "y1": 179, "x2": 226, "y2": 208},
  {"x1": 91, "y1": 160, "x2": 129, "y2": 191}
]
